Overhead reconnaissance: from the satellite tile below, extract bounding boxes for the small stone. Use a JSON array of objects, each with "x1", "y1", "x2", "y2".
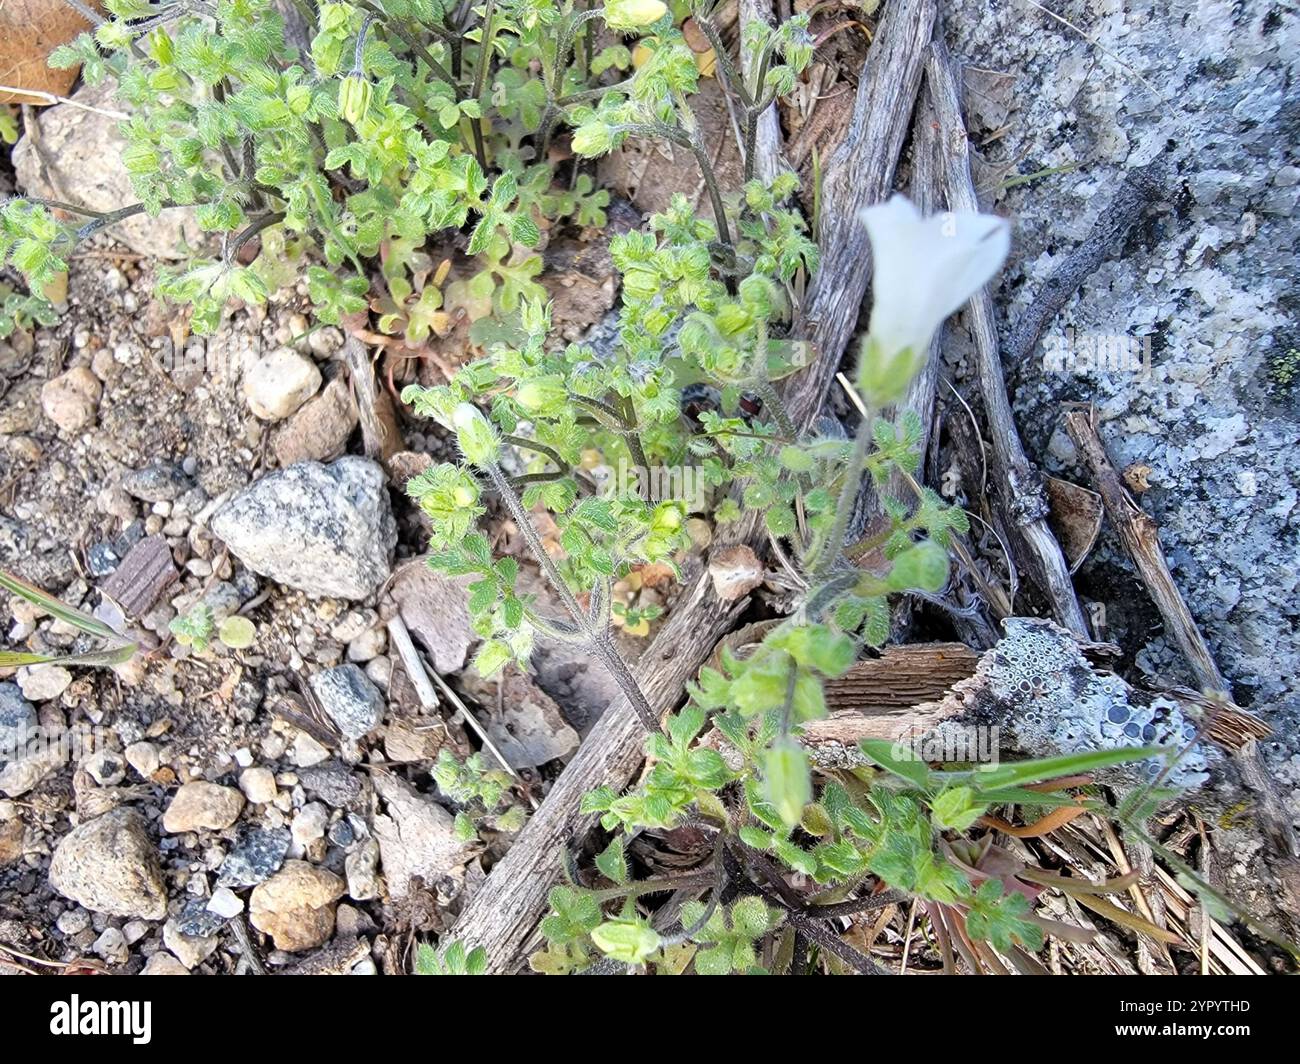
[
  {"x1": 141, "y1": 952, "x2": 190, "y2": 975},
  {"x1": 125, "y1": 741, "x2": 162, "y2": 779},
  {"x1": 291, "y1": 802, "x2": 329, "y2": 849},
  {"x1": 93, "y1": 927, "x2": 129, "y2": 966},
  {"x1": 48, "y1": 809, "x2": 167, "y2": 920},
  {"x1": 175, "y1": 897, "x2": 226, "y2": 937},
  {"x1": 290, "y1": 732, "x2": 330, "y2": 768},
  {"x1": 345, "y1": 838, "x2": 382, "y2": 901},
  {"x1": 239, "y1": 766, "x2": 277, "y2": 804},
  {"x1": 365, "y1": 655, "x2": 392, "y2": 687},
  {"x1": 211, "y1": 458, "x2": 395, "y2": 600},
  {"x1": 297, "y1": 762, "x2": 363, "y2": 808},
  {"x1": 248, "y1": 860, "x2": 345, "y2": 952},
  {"x1": 346, "y1": 626, "x2": 386, "y2": 663},
  {"x1": 309, "y1": 665, "x2": 385, "y2": 740},
  {"x1": 0, "y1": 748, "x2": 62, "y2": 797},
  {"x1": 122, "y1": 463, "x2": 192, "y2": 503},
  {"x1": 123, "y1": 920, "x2": 151, "y2": 945},
  {"x1": 41, "y1": 367, "x2": 102, "y2": 433},
  {"x1": 243, "y1": 348, "x2": 322, "y2": 421},
  {"x1": 57, "y1": 909, "x2": 91, "y2": 935},
  {"x1": 218, "y1": 826, "x2": 290, "y2": 888},
  {"x1": 0, "y1": 682, "x2": 36, "y2": 752},
  {"x1": 17, "y1": 664, "x2": 72, "y2": 702},
  {"x1": 163, "y1": 918, "x2": 219, "y2": 970},
  {"x1": 83, "y1": 750, "x2": 126, "y2": 786},
  {"x1": 372, "y1": 774, "x2": 472, "y2": 900},
  {"x1": 162, "y1": 781, "x2": 246, "y2": 833},
  {"x1": 207, "y1": 885, "x2": 244, "y2": 918},
  {"x1": 0, "y1": 818, "x2": 25, "y2": 866},
  {"x1": 273, "y1": 375, "x2": 359, "y2": 466}
]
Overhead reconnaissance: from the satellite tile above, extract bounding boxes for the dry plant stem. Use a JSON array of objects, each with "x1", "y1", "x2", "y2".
[
  {"x1": 1062, "y1": 412, "x2": 1224, "y2": 692},
  {"x1": 385, "y1": 615, "x2": 441, "y2": 709},
  {"x1": 1003, "y1": 154, "x2": 1169, "y2": 369},
  {"x1": 484, "y1": 462, "x2": 659, "y2": 732},
  {"x1": 452, "y1": 0, "x2": 938, "y2": 971},
  {"x1": 1064, "y1": 411, "x2": 1300, "y2": 859},
  {"x1": 926, "y1": 40, "x2": 1089, "y2": 637}
]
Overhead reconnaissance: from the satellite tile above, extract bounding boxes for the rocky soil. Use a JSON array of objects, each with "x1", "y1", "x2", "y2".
[{"x1": 1, "y1": 0, "x2": 1297, "y2": 975}]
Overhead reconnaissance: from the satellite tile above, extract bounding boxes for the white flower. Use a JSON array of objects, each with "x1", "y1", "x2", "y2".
[{"x1": 856, "y1": 195, "x2": 1009, "y2": 401}]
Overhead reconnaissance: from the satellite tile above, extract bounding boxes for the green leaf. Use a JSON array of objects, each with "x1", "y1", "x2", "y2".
[{"x1": 594, "y1": 836, "x2": 628, "y2": 884}]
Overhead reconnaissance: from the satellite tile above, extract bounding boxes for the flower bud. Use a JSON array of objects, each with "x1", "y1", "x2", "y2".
[
  {"x1": 602, "y1": 0, "x2": 668, "y2": 32},
  {"x1": 571, "y1": 122, "x2": 613, "y2": 158},
  {"x1": 338, "y1": 74, "x2": 373, "y2": 125},
  {"x1": 452, "y1": 403, "x2": 498, "y2": 467},
  {"x1": 515, "y1": 376, "x2": 567, "y2": 413}
]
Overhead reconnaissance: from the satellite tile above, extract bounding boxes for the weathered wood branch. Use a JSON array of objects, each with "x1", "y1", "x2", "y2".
[
  {"x1": 450, "y1": 0, "x2": 941, "y2": 972},
  {"x1": 926, "y1": 41, "x2": 1089, "y2": 638},
  {"x1": 1063, "y1": 410, "x2": 1298, "y2": 858},
  {"x1": 1063, "y1": 412, "x2": 1224, "y2": 692}
]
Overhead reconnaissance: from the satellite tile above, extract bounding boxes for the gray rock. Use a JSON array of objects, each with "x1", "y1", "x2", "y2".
[
  {"x1": 0, "y1": 682, "x2": 36, "y2": 755},
  {"x1": 943, "y1": 0, "x2": 1300, "y2": 800},
  {"x1": 48, "y1": 809, "x2": 167, "y2": 920},
  {"x1": 297, "y1": 762, "x2": 364, "y2": 808},
  {"x1": 309, "y1": 665, "x2": 385, "y2": 740},
  {"x1": 211, "y1": 458, "x2": 396, "y2": 600},
  {"x1": 122, "y1": 463, "x2": 193, "y2": 503},
  {"x1": 13, "y1": 81, "x2": 204, "y2": 259},
  {"x1": 217, "y1": 826, "x2": 290, "y2": 888},
  {"x1": 162, "y1": 918, "x2": 219, "y2": 970},
  {"x1": 174, "y1": 897, "x2": 226, "y2": 938},
  {"x1": 372, "y1": 773, "x2": 472, "y2": 900}
]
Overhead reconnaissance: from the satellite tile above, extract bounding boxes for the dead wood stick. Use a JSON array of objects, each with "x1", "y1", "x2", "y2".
[
  {"x1": 1063, "y1": 410, "x2": 1299, "y2": 858},
  {"x1": 1062, "y1": 411, "x2": 1224, "y2": 692},
  {"x1": 451, "y1": 0, "x2": 941, "y2": 972},
  {"x1": 926, "y1": 41, "x2": 1089, "y2": 638},
  {"x1": 1004, "y1": 155, "x2": 1170, "y2": 369},
  {"x1": 824, "y1": 642, "x2": 980, "y2": 711}
]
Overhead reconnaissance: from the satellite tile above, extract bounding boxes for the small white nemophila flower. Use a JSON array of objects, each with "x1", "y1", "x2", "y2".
[{"x1": 857, "y1": 195, "x2": 1010, "y2": 402}]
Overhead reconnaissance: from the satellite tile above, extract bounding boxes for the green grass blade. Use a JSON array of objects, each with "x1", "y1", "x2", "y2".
[
  {"x1": 0, "y1": 569, "x2": 117, "y2": 640},
  {"x1": 0, "y1": 643, "x2": 138, "y2": 669}
]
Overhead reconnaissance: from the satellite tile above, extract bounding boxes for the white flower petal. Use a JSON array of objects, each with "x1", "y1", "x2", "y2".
[{"x1": 858, "y1": 194, "x2": 1010, "y2": 360}]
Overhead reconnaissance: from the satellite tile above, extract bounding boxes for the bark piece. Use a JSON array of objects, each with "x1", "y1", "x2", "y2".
[{"x1": 100, "y1": 534, "x2": 178, "y2": 618}]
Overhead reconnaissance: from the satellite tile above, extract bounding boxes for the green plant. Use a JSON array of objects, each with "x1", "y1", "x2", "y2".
[
  {"x1": 0, "y1": 0, "x2": 805, "y2": 341},
  {"x1": 0, "y1": 1, "x2": 1224, "y2": 975},
  {"x1": 414, "y1": 938, "x2": 488, "y2": 974},
  {"x1": 168, "y1": 602, "x2": 258, "y2": 652},
  {"x1": 432, "y1": 748, "x2": 527, "y2": 839}
]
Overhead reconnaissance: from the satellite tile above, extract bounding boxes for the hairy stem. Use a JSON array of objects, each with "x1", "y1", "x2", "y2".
[{"x1": 485, "y1": 462, "x2": 660, "y2": 732}]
